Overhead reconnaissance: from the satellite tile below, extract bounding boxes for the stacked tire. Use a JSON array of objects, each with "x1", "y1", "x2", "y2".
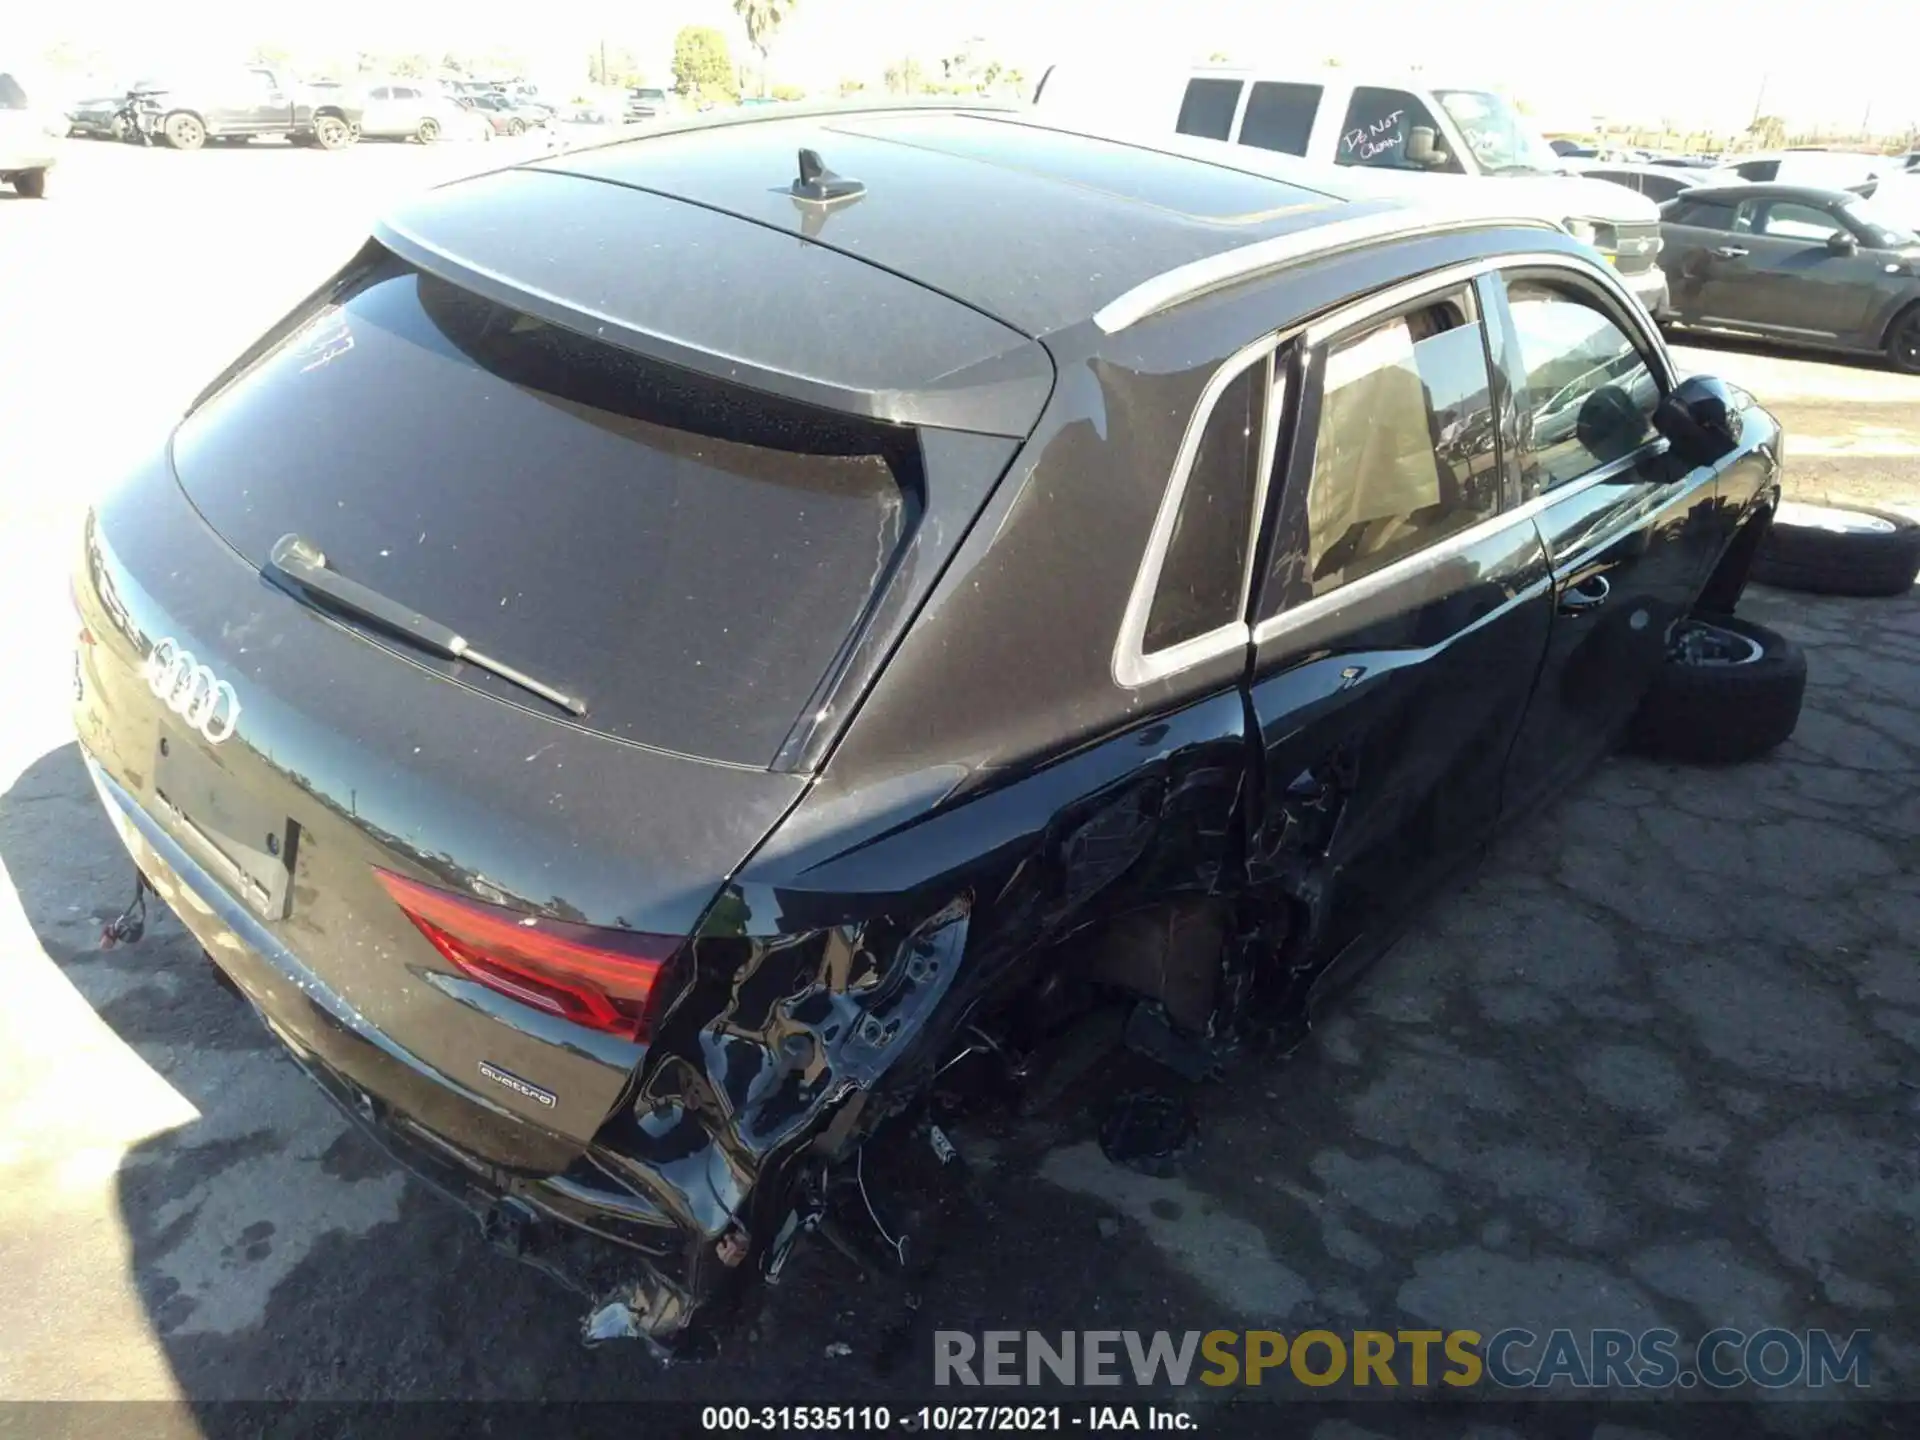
[{"x1": 1752, "y1": 502, "x2": 1920, "y2": 598}]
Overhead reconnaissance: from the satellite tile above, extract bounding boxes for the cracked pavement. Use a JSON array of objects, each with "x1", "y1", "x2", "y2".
[{"x1": 1, "y1": 142, "x2": 1915, "y2": 1427}]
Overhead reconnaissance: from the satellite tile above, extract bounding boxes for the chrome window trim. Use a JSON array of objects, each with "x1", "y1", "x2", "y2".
[
  {"x1": 1249, "y1": 441, "x2": 1667, "y2": 650},
  {"x1": 1111, "y1": 333, "x2": 1285, "y2": 689},
  {"x1": 1092, "y1": 210, "x2": 1561, "y2": 334},
  {"x1": 1109, "y1": 247, "x2": 1677, "y2": 689}
]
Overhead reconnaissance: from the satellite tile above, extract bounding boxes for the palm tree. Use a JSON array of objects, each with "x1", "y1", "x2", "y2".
[{"x1": 733, "y1": 0, "x2": 796, "y2": 97}]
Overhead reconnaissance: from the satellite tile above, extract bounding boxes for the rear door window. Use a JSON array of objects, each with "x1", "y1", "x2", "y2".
[
  {"x1": 1502, "y1": 278, "x2": 1659, "y2": 496},
  {"x1": 1237, "y1": 82, "x2": 1320, "y2": 155},
  {"x1": 171, "y1": 252, "x2": 917, "y2": 767},
  {"x1": 1176, "y1": 78, "x2": 1243, "y2": 141},
  {"x1": 1668, "y1": 196, "x2": 1739, "y2": 230},
  {"x1": 1303, "y1": 293, "x2": 1500, "y2": 593}
]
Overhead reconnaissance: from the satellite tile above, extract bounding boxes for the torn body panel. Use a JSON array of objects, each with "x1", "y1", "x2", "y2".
[{"x1": 582, "y1": 689, "x2": 1251, "y2": 1336}]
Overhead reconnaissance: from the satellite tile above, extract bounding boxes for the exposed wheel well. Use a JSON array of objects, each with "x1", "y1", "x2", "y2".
[{"x1": 1696, "y1": 499, "x2": 1776, "y2": 615}]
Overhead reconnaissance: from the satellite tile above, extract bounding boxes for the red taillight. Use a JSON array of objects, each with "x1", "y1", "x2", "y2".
[{"x1": 373, "y1": 868, "x2": 677, "y2": 1042}]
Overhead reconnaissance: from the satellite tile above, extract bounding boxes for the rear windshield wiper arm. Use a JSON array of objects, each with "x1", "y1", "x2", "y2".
[{"x1": 267, "y1": 533, "x2": 587, "y2": 716}]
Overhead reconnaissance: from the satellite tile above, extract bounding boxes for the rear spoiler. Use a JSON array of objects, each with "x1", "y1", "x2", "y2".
[{"x1": 372, "y1": 166, "x2": 1055, "y2": 438}]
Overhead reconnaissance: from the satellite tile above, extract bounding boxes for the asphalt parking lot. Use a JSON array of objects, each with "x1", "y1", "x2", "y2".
[{"x1": 2, "y1": 137, "x2": 1917, "y2": 1428}]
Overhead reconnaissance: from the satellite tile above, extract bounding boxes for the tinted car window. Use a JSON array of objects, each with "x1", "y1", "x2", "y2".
[
  {"x1": 1335, "y1": 87, "x2": 1453, "y2": 172},
  {"x1": 1176, "y1": 78, "x2": 1243, "y2": 141},
  {"x1": 0, "y1": 74, "x2": 26, "y2": 109},
  {"x1": 1756, "y1": 201, "x2": 1841, "y2": 241},
  {"x1": 1237, "y1": 82, "x2": 1320, "y2": 155},
  {"x1": 1641, "y1": 173, "x2": 1693, "y2": 204},
  {"x1": 1144, "y1": 361, "x2": 1267, "y2": 652},
  {"x1": 1305, "y1": 297, "x2": 1498, "y2": 593},
  {"x1": 1734, "y1": 160, "x2": 1780, "y2": 181},
  {"x1": 170, "y1": 254, "x2": 915, "y2": 767},
  {"x1": 1504, "y1": 280, "x2": 1658, "y2": 496},
  {"x1": 1668, "y1": 197, "x2": 1740, "y2": 230}
]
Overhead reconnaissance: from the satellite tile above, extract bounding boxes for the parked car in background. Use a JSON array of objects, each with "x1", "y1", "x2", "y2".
[
  {"x1": 72, "y1": 100, "x2": 1791, "y2": 1351},
  {"x1": 67, "y1": 92, "x2": 131, "y2": 139},
  {"x1": 623, "y1": 86, "x2": 672, "y2": 122},
  {"x1": 133, "y1": 66, "x2": 362, "y2": 150},
  {"x1": 0, "y1": 69, "x2": 60, "y2": 196},
  {"x1": 1570, "y1": 160, "x2": 1704, "y2": 206},
  {"x1": 461, "y1": 92, "x2": 549, "y2": 135},
  {"x1": 1659, "y1": 183, "x2": 1920, "y2": 370},
  {"x1": 359, "y1": 84, "x2": 492, "y2": 143},
  {"x1": 1550, "y1": 138, "x2": 1596, "y2": 158},
  {"x1": 1032, "y1": 63, "x2": 1671, "y2": 318}
]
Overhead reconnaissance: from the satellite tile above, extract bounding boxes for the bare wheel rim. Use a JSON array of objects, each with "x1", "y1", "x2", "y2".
[
  {"x1": 316, "y1": 118, "x2": 346, "y2": 147},
  {"x1": 1773, "y1": 501, "x2": 1898, "y2": 536},
  {"x1": 418, "y1": 118, "x2": 439, "y2": 142},
  {"x1": 1671, "y1": 619, "x2": 1764, "y2": 668}
]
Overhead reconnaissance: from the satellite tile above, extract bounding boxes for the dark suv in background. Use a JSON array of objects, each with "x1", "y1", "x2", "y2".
[{"x1": 73, "y1": 102, "x2": 1789, "y2": 1347}]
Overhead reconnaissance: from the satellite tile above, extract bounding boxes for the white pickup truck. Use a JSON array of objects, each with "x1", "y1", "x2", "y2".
[
  {"x1": 1033, "y1": 62, "x2": 1672, "y2": 318},
  {"x1": 0, "y1": 69, "x2": 59, "y2": 197}
]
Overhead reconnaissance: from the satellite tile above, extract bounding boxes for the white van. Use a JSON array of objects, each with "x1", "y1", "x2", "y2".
[{"x1": 1032, "y1": 63, "x2": 1670, "y2": 317}]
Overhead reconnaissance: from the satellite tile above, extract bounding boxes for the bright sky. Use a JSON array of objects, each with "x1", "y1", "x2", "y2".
[{"x1": 18, "y1": 0, "x2": 1918, "y2": 134}]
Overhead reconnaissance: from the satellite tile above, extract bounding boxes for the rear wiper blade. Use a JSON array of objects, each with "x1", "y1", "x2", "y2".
[{"x1": 267, "y1": 533, "x2": 587, "y2": 716}]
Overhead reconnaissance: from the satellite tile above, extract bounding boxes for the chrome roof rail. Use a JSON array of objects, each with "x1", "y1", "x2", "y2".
[{"x1": 1092, "y1": 207, "x2": 1563, "y2": 334}]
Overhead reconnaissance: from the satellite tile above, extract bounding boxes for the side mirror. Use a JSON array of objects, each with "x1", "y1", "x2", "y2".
[
  {"x1": 1826, "y1": 230, "x2": 1858, "y2": 255},
  {"x1": 1406, "y1": 126, "x2": 1437, "y2": 165},
  {"x1": 1653, "y1": 374, "x2": 1744, "y2": 466}
]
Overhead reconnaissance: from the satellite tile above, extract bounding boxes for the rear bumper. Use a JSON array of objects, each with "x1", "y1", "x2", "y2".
[{"x1": 82, "y1": 751, "x2": 715, "y2": 1339}]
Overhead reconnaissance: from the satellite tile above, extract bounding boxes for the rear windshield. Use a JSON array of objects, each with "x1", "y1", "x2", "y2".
[{"x1": 172, "y1": 252, "x2": 916, "y2": 767}]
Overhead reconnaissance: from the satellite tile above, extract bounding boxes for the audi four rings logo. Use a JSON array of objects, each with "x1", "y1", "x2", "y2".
[{"x1": 145, "y1": 638, "x2": 242, "y2": 744}]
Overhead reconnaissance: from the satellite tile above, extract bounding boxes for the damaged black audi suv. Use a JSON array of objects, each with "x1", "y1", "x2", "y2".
[{"x1": 72, "y1": 100, "x2": 1795, "y2": 1346}]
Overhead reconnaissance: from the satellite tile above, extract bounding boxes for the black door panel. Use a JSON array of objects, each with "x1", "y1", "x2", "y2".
[
  {"x1": 1501, "y1": 446, "x2": 1717, "y2": 813},
  {"x1": 1247, "y1": 280, "x2": 1549, "y2": 990},
  {"x1": 1249, "y1": 520, "x2": 1553, "y2": 968},
  {"x1": 1488, "y1": 269, "x2": 1724, "y2": 817}
]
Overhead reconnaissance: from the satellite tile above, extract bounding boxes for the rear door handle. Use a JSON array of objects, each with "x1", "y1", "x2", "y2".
[
  {"x1": 1712, "y1": 245, "x2": 1749, "y2": 259},
  {"x1": 1558, "y1": 573, "x2": 1611, "y2": 615}
]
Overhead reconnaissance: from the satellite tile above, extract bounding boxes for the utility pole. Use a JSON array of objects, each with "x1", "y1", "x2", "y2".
[
  {"x1": 599, "y1": 38, "x2": 607, "y2": 88},
  {"x1": 1748, "y1": 73, "x2": 1769, "y2": 128}
]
